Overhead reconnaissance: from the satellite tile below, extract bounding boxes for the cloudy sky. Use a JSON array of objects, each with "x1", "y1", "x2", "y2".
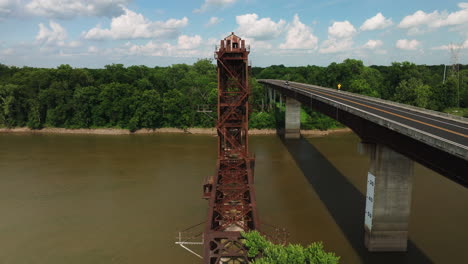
[{"x1": 0, "y1": 0, "x2": 467, "y2": 68}]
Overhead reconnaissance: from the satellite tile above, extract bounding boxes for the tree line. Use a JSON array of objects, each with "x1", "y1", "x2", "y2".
[{"x1": 0, "y1": 59, "x2": 466, "y2": 131}]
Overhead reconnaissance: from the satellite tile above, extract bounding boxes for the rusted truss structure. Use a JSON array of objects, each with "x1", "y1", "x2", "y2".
[{"x1": 203, "y1": 33, "x2": 259, "y2": 264}]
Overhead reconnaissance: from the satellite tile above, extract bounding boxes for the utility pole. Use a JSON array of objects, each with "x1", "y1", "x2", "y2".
[
  {"x1": 443, "y1": 65, "x2": 447, "y2": 84},
  {"x1": 450, "y1": 42, "x2": 461, "y2": 108}
]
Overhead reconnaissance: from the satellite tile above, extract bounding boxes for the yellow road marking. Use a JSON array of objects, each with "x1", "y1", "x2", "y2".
[{"x1": 293, "y1": 84, "x2": 468, "y2": 139}]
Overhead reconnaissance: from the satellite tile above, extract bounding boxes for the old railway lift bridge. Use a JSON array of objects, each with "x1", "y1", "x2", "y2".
[{"x1": 176, "y1": 33, "x2": 468, "y2": 263}]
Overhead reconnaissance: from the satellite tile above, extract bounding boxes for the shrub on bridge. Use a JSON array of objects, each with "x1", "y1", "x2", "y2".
[{"x1": 242, "y1": 231, "x2": 340, "y2": 264}]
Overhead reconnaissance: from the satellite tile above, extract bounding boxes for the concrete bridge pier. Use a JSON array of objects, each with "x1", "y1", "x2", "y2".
[
  {"x1": 359, "y1": 142, "x2": 414, "y2": 251},
  {"x1": 285, "y1": 97, "x2": 301, "y2": 139}
]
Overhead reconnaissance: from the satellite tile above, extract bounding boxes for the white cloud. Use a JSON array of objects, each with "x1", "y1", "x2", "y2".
[
  {"x1": 35, "y1": 20, "x2": 82, "y2": 49},
  {"x1": 177, "y1": 35, "x2": 202, "y2": 49},
  {"x1": 193, "y1": 0, "x2": 236, "y2": 13},
  {"x1": 26, "y1": 0, "x2": 130, "y2": 19},
  {"x1": 88, "y1": 45, "x2": 98, "y2": 53},
  {"x1": 398, "y1": 10, "x2": 442, "y2": 29},
  {"x1": 432, "y1": 40, "x2": 468, "y2": 50},
  {"x1": 0, "y1": 0, "x2": 17, "y2": 17},
  {"x1": 128, "y1": 41, "x2": 173, "y2": 57},
  {"x1": 363, "y1": 39, "x2": 383, "y2": 49},
  {"x1": 406, "y1": 27, "x2": 429, "y2": 36},
  {"x1": 328, "y1": 20, "x2": 356, "y2": 38},
  {"x1": 396, "y1": 39, "x2": 421, "y2": 50},
  {"x1": 360, "y1": 13, "x2": 393, "y2": 31},
  {"x1": 243, "y1": 37, "x2": 272, "y2": 50},
  {"x1": 1, "y1": 48, "x2": 14, "y2": 55},
  {"x1": 448, "y1": 23, "x2": 468, "y2": 37},
  {"x1": 126, "y1": 35, "x2": 210, "y2": 57},
  {"x1": 398, "y1": 3, "x2": 468, "y2": 34},
  {"x1": 206, "y1": 37, "x2": 217, "y2": 46},
  {"x1": 319, "y1": 39, "x2": 354, "y2": 54},
  {"x1": 83, "y1": 7, "x2": 188, "y2": 40},
  {"x1": 319, "y1": 20, "x2": 356, "y2": 53},
  {"x1": 206, "y1": 16, "x2": 222, "y2": 26},
  {"x1": 36, "y1": 20, "x2": 67, "y2": 46},
  {"x1": 443, "y1": 2, "x2": 468, "y2": 26},
  {"x1": 279, "y1": 14, "x2": 318, "y2": 50},
  {"x1": 235, "y1": 13, "x2": 286, "y2": 40},
  {"x1": 67, "y1": 40, "x2": 81, "y2": 48}
]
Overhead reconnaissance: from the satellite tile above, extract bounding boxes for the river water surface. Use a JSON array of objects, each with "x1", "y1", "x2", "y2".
[{"x1": 0, "y1": 133, "x2": 467, "y2": 263}]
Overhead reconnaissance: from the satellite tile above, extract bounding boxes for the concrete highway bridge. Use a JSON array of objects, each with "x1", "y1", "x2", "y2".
[{"x1": 259, "y1": 79, "x2": 468, "y2": 252}]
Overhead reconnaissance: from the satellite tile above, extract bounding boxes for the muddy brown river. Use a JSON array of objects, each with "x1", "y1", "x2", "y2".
[{"x1": 0, "y1": 133, "x2": 466, "y2": 263}]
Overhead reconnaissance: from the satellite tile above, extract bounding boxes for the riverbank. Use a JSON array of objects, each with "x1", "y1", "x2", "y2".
[{"x1": 0, "y1": 127, "x2": 351, "y2": 136}]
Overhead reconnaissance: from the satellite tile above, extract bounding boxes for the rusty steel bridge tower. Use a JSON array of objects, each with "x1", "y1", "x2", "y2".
[{"x1": 202, "y1": 33, "x2": 259, "y2": 264}]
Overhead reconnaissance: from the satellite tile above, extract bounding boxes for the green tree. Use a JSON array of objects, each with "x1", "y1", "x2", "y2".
[
  {"x1": 166, "y1": 63, "x2": 191, "y2": 89},
  {"x1": 393, "y1": 78, "x2": 433, "y2": 108},
  {"x1": 70, "y1": 68, "x2": 93, "y2": 88},
  {"x1": 393, "y1": 78, "x2": 416, "y2": 104},
  {"x1": 348, "y1": 78, "x2": 379, "y2": 97},
  {"x1": 414, "y1": 82, "x2": 432, "y2": 108},
  {"x1": 131, "y1": 90, "x2": 163, "y2": 130},
  {"x1": 135, "y1": 78, "x2": 153, "y2": 91},
  {"x1": 301, "y1": 108, "x2": 343, "y2": 130},
  {"x1": 192, "y1": 59, "x2": 215, "y2": 75},
  {"x1": 71, "y1": 86, "x2": 100, "y2": 128},
  {"x1": 27, "y1": 99, "x2": 42, "y2": 129},
  {"x1": 441, "y1": 76, "x2": 459, "y2": 109},
  {"x1": 460, "y1": 70, "x2": 468, "y2": 107},
  {"x1": 359, "y1": 67, "x2": 383, "y2": 97},
  {"x1": 250, "y1": 112, "x2": 276, "y2": 129},
  {"x1": 0, "y1": 84, "x2": 29, "y2": 127},
  {"x1": 103, "y1": 64, "x2": 130, "y2": 83},
  {"x1": 162, "y1": 89, "x2": 191, "y2": 128},
  {"x1": 39, "y1": 81, "x2": 73, "y2": 127},
  {"x1": 242, "y1": 231, "x2": 340, "y2": 264},
  {"x1": 95, "y1": 82, "x2": 136, "y2": 127}
]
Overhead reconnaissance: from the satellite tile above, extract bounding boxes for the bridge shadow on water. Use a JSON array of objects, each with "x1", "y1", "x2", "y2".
[{"x1": 280, "y1": 136, "x2": 433, "y2": 264}]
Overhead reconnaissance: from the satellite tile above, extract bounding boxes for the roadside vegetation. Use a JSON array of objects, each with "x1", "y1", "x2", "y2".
[{"x1": 0, "y1": 59, "x2": 466, "y2": 131}]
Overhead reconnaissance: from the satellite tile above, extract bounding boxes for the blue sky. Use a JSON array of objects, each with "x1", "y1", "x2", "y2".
[{"x1": 0, "y1": 0, "x2": 467, "y2": 68}]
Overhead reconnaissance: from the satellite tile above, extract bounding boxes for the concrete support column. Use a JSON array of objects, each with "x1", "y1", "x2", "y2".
[
  {"x1": 285, "y1": 97, "x2": 301, "y2": 139},
  {"x1": 360, "y1": 142, "x2": 414, "y2": 251}
]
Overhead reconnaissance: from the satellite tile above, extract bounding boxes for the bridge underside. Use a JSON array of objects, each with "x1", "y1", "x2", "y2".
[{"x1": 267, "y1": 85, "x2": 467, "y2": 187}]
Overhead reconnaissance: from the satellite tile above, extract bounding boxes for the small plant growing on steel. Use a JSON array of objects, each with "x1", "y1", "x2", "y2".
[{"x1": 241, "y1": 231, "x2": 340, "y2": 264}]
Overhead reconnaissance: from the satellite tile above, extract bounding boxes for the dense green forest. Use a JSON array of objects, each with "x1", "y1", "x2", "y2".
[{"x1": 0, "y1": 59, "x2": 467, "y2": 131}]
